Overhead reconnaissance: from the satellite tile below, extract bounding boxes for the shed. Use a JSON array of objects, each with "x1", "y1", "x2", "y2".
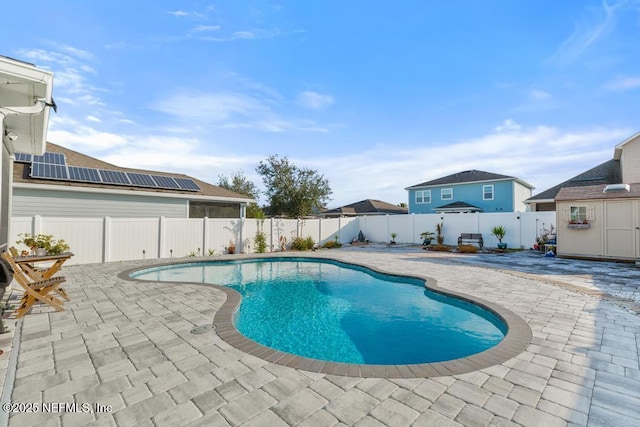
[{"x1": 555, "y1": 184, "x2": 640, "y2": 260}]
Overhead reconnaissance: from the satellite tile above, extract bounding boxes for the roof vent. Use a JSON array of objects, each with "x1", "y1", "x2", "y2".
[{"x1": 603, "y1": 184, "x2": 630, "y2": 193}]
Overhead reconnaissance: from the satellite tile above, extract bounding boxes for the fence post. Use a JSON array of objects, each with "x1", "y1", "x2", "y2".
[
  {"x1": 103, "y1": 217, "x2": 111, "y2": 263},
  {"x1": 158, "y1": 216, "x2": 166, "y2": 258},
  {"x1": 240, "y1": 217, "x2": 245, "y2": 253},
  {"x1": 412, "y1": 213, "x2": 416, "y2": 244},
  {"x1": 32, "y1": 215, "x2": 42, "y2": 235},
  {"x1": 203, "y1": 217, "x2": 209, "y2": 256}
]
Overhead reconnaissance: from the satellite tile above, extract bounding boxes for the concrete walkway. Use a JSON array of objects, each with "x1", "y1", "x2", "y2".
[{"x1": 1, "y1": 248, "x2": 639, "y2": 426}]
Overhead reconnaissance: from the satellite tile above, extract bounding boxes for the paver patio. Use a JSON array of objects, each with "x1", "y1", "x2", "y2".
[{"x1": 0, "y1": 248, "x2": 639, "y2": 426}]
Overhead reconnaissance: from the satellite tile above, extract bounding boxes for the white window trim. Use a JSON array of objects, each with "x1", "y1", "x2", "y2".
[
  {"x1": 441, "y1": 188, "x2": 453, "y2": 200},
  {"x1": 483, "y1": 184, "x2": 494, "y2": 200},
  {"x1": 570, "y1": 206, "x2": 587, "y2": 223},
  {"x1": 415, "y1": 190, "x2": 431, "y2": 204}
]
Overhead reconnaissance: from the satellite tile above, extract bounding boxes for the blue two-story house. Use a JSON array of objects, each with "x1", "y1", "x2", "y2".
[{"x1": 406, "y1": 170, "x2": 534, "y2": 214}]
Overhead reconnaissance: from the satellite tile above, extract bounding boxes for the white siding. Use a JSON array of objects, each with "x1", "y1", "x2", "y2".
[
  {"x1": 13, "y1": 188, "x2": 188, "y2": 218},
  {"x1": 513, "y1": 182, "x2": 533, "y2": 212},
  {"x1": 621, "y1": 136, "x2": 640, "y2": 184}
]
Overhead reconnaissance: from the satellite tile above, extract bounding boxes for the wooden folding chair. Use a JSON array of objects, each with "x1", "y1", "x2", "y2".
[{"x1": 1, "y1": 252, "x2": 66, "y2": 318}]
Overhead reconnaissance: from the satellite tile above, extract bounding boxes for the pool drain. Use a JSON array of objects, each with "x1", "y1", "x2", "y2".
[{"x1": 190, "y1": 324, "x2": 216, "y2": 334}]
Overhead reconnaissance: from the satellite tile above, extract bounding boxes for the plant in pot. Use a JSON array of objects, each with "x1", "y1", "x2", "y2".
[
  {"x1": 16, "y1": 233, "x2": 69, "y2": 256},
  {"x1": 227, "y1": 240, "x2": 236, "y2": 254},
  {"x1": 390, "y1": 232, "x2": 397, "y2": 244},
  {"x1": 420, "y1": 231, "x2": 435, "y2": 246},
  {"x1": 491, "y1": 226, "x2": 507, "y2": 249}
]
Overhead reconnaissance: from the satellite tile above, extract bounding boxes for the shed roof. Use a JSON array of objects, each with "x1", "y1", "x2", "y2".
[
  {"x1": 555, "y1": 183, "x2": 640, "y2": 201},
  {"x1": 13, "y1": 142, "x2": 253, "y2": 202},
  {"x1": 406, "y1": 170, "x2": 533, "y2": 189}
]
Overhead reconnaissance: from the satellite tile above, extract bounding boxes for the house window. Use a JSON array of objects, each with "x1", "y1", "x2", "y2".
[
  {"x1": 570, "y1": 206, "x2": 587, "y2": 223},
  {"x1": 416, "y1": 190, "x2": 431, "y2": 204},
  {"x1": 483, "y1": 185, "x2": 494, "y2": 200},
  {"x1": 441, "y1": 188, "x2": 453, "y2": 200}
]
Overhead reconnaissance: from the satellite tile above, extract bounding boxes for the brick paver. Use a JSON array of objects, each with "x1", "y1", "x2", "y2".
[{"x1": 1, "y1": 249, "x2": 638, "y2": 426}]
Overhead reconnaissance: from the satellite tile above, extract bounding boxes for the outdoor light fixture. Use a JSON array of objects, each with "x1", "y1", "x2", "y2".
[{"x1": 4, "y1": 130, "x2": 18, "y2": 141}]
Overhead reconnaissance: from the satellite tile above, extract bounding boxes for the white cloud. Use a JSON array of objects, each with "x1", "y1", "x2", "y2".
[
  {"x1": 296, "y1": 91, "x2": 335, "y2": 110},
  {"x1": 530, "y1": 89, "x2": 552, "y2": 100},
  {"x1": 200, "y1": 28, "x2": 282, "y2": 42},
  {"x1": 191, "y1": 25, "x2": 221, "y2": 33},
  {"x1": 86, "y1": 115, "x2": 101, "y2": 122},
  {"x1": 549, "y1": 1, "x2": 640, "y2": 66},
  {"x1": 167, "y1": 10, "x2": 190, "y2": 17},
  {"x1": 605, "y1": 76, "x2": 640, "y2": 91},
  {"x1": 151, "y1": 91, "x2": 329, "y2": 133},
  {"x1": 495, "y1": 119, "x2": 521, "y2": 132}
]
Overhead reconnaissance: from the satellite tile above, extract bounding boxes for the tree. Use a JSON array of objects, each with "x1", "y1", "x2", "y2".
[
  {"x1": 256, "y1": 155, "x2": 332, "y2": 218},
  {"x1": 217, "y1": 171, "x2": 263, "y2": 218}
]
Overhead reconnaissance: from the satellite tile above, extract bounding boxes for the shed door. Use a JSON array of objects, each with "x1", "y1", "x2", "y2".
[{"x1": 604, "y1": 201, "x2": 636, "y2": 259}]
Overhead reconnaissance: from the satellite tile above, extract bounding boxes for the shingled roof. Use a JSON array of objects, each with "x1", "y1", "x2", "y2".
[
  {"x1": 13, "y1": 142, "x2": 253, "y2": 201},
  {"x1": 406, "y1": 170, "x2": 533, "y2": 189},
  {"x1": 526, "y1": 159, "x2": 622, "y2": 202},
  {"x1": 320, "y1": 199, "x2": 407, "y2": 216},
  {"x1": 555, "y1": 183, "x2": 640, "y2": 201}
]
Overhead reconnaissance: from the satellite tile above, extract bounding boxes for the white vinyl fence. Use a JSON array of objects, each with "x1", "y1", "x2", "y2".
[{"x1": 10, "y1": 212, "x2": 555, "y2": 265}]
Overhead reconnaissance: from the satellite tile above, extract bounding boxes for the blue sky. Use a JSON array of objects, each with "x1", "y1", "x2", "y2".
[{"x1": 4, "y1": 1, "x2": 640, "y2": 207}]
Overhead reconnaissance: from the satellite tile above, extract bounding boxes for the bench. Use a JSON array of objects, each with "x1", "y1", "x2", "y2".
[{"x1": 458, "y1": 233, "x2": 484, "y2": 249}]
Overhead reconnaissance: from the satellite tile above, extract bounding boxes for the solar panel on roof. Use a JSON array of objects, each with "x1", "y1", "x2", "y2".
[
  {"x1": 31, "y1": 162, "x2": 69, "y2": 180},
  {"x1": 14, "y1": 153, "x2": 32, "y2": 163},
  {"x1": 174, "y1": 177, "x2": 201, "y2": 191},
  {"x1": 99, "y1": 169, "x2": 131, "y2": 185},
  {"x1": 68, "y1": 166, "x2": 102, "y2": 183},
  {"x1": 127, "y1": 173, "x2": 157, "y2": 187},
  {"x1": 150, "y1": 175, "x2": 180, "y2": 189},
  {"x1": 33, "y1": 152, "x2": 66, "y2": 165}
]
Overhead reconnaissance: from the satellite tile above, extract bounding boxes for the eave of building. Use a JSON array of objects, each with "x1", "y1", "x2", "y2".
[
  {"x1": 13, "y1": 182, "x2": 254, "y2": 204},
  {"x1": 524, "y1": 198, "x2": 554, "y2": 205},
  {"x1": 1, "y1": 55, "x2": 54, "y2": 155}
]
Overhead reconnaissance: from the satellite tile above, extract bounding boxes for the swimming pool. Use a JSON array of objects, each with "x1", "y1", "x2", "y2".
[{"x1": 131, "y1": 257, "x2": 507, "y2": 365}]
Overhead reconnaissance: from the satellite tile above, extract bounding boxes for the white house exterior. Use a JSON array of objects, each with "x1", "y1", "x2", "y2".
[
  {"x1": 12, "y1": 142, "x2": 254, "y2": 219},
  {"x1": 1, "y1": 55, "x2": 54, "y2": 252}
]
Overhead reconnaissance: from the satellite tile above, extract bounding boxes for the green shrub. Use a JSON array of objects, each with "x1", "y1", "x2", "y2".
[
  {"x1": 254, "y1": 231, "x2": 267, "y2": 253},
  {"x1": 291, "y1": 236, "x2": 315, "y2": 251},
  {"x1": 457, "y1": 244, "x2": 478, "y2": 253}
]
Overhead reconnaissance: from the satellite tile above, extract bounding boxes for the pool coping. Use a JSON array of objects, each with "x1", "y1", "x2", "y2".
[{"x1": 119, "y1": 252, "x2": 532, "y2": 378}]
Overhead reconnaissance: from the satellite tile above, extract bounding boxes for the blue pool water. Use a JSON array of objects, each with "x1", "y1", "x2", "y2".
[{"x1": 132, "y1": 258, "x2": 506, "y2": 364}]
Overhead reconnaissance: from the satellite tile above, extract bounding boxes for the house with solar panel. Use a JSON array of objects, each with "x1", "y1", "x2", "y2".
[
  {"x1": 12, "y1": 143, "x2": 253, "y2": 218},
  {"x1": 405, "y1": 170, "x2": 534, "y2": 214}
]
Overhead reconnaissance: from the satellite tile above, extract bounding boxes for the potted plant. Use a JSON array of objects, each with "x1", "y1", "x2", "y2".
[
  {"x1": 491, "y1": 226, "x2": 507, "y2": 249},
  {"x1": 390, "y1": 232, "x2": 397, "y2": 244},
  {"x1": 227, "y1": 240, "x2": 236, "y2": 254},
  {"x1": 420, "y1": 231, "x2": 435, "y2": 246},
  {"x1": 16, "y1": 233, "x2": 69, "y2": 256}
]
